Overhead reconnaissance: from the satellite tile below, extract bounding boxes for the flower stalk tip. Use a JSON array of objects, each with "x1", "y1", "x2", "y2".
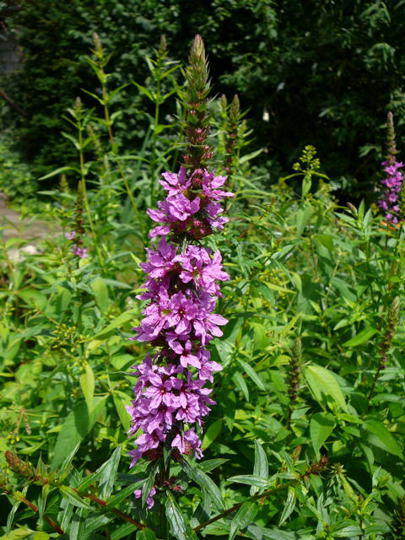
[{"x1": 183, "y1": 35, "x2": 211, "y2": 172}]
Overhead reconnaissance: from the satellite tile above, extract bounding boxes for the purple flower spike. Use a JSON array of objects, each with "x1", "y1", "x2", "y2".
[
  {"x1": 127, "y1": 36, "x2": 234, "y2": 508},
  {"x1": 378, "y1": 160, "x2": 403, "y2": 224},
  {"x1": 128, "y1": 166, "x2": 233, "y2": 468},
  {"x1": 378, "y1": 112, "x2": 403, "y2": 225}
]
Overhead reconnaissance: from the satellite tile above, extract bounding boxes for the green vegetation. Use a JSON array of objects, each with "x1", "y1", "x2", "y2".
[
  {"x1": 0, "y1": 16, "x2": 403, "y2": 540},
  {"x1": 1, "y1": 0, "x2": 404, "y2": 195}
]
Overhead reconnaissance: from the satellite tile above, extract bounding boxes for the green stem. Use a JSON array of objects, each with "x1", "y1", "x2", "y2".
[
  {"x1": 77, "y1": 126, "x2": 104, "y2": 267},
  {"x1": 99, "y1": 71, "x2": 142, "y2": 228},
  {"x1": 193, "y1": 482, "x2": 291, "y2": 533}
]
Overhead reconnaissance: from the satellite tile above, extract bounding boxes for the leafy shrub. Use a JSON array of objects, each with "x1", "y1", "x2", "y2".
[
  {"x1": 0, "y1": 132, "x2": 37, "y2": 201},
  {"x1": 0, "y1": 39, "x2": 404, "y2": 535},
  {"x1": 2, "y1": 0, "x2": 404, "y2": 196}
]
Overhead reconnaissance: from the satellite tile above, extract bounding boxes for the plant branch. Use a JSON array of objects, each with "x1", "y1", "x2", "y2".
[
  {"x1": 193, "y1": 455, "x2": 328, "y2": 533},
  {"x1": 82, "y1": 492, "x2": 146, "y2": 530},
  {"x1": 6, "y1": 491, "x2": 64, "y2": 535},
  {"x1": 0, "y1": 88, "x2": 27, "y2": 116},
  {"x1": 193, "y1": 483, "x2": 289, "y2": 532}
]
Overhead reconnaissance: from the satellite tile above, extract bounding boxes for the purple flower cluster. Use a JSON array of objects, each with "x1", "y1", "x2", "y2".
[
  {"x1": 128, "y1": 167, "x2": 233, "y2": 485},
  {"x1": 134, "y1": 487, "x2": 157, "y2": 510},
  {"x1": 72, "y1": 245, "x2": 88, "y2": 258},
  {"x1": 64, "y1": 231, "x2": 88, "y2": 258},
  {"x1": 148, "y1": 168, "x2": 233, "y2": 239},
  {"x1": 378, "y1": 160, "x2": 403, "y2": 224}
]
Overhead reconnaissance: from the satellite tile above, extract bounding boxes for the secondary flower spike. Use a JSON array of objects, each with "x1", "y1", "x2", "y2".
[
  {"x1": 127, "y1": 35, "x2": 234, "y2": 509},
  {"x1": 378, "y1": 112, "x2": 404, "y2": 225}
]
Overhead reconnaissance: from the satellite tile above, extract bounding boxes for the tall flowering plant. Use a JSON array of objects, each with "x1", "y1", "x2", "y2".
[
  {"x1": 127, "y1": 35, "x2": 233, "y2": 507},
  {"x1": 378, "y1": 112, "x2": 403, "y2": 225},
  {"x1": 64, "y1": 180, "x2": 88, "y2": 259}
]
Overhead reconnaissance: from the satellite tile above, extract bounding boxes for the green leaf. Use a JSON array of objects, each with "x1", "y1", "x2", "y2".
[
  {"x1": 141, "y1": 461, "x2": 159, "y2": 509},
  {"x1": 32, "y1": 533, "x2": 50, "y2": 540},
  {"x1": 199, "y1": 458, "x2": 229, "y2": 473},
  {"x1": 76, "y1": 514, "x2": 111, "y2": 538},
  {"x1": 251, "y1": 441, "x2": 268, "y2": 496},
  {"x1": 165, "y1": 492, "x2": 196, "y2": 540},
  {"x1": 98, "y1": 446, "x2": 121, "y2": 499},
  {"x1": 310, "y1": 413, "x2": 335, "y2": 456},
  {"x1": 182, "y1": 461, "x2": 224, "y2": 510},
  {"x1": 113, "y1": 391, "x2": 131, "y2": 431},
  {"x1": 233, "y1": 372, "x2": 249, "y2": 401},
  {"x1": 80, "y1": 362, "x2": 95, "y2": 411},
  {"x1": 363, "y1": 420, "x2": 403, "y2": 457},
  {"x1": 302, "y1": 175, "x2": 312, "y2": 197},
  {"x1": 334, "y1": 525, "x2": 363, "y2": 537},
  {"x1": 17, "y1": 289, "x2": 47, "y2": 310},
  {"x1": 136, "y1": 529, "x2": 157, "y2": 540},
  {"x1": 54, "y1": 286, "x2": 72, "y2": 315},
  {"x1": 263, "y1": 281, "x2": 294, "y2": 295},
  {"x1": 111, "y1": 523, "x2": 138, "y2": 540},
  {"x1": 58, "y1": 443, "x2": 81, "y2": 473},
  {"x1": 59, "y1": 486, "x2": 91, "y2": 509},
  {"x1": 278, "y1": 487, "x2": 296, "y2": 525},
  {"x1": 1, "y1": 529, "x2": 50, "y2": 540},
  {"x1": 247, "y1": 526, "x2": 295, "y2": 540},
  {"x1": 331, "y1": 277, "x2": 356, "y2": 302},
  {"x1": 229, "y1": 502, "x2": 258, "y2": 540},
  {"x1": 304, "y1": 364, "x2": 348, "y2": 411},
  {"x1": 202, "y1": 419, "x2": 222, "y2": 449},
  {"x1": 106, "y1": 482, "x2": 143, "y2": 509},
  {"x1": 77, "y1": 447, "x2": 121, "y2": 495},
  {"x1": 314, "y1": 234, "x2": 334, "y2": 252},
  {"x1": 92, "y1": 310, "x2": 136, "y2": 339},
  {"x1": 39, "y1": 166, "x2": 76, "y2": 180},
  {"x1": 228, "y1": 475, "x2": 268, "y2": 489},
  {"x1": 238, "y1": 359, "x2": 266, "y2": 390},
  {"x1": 91, "y1": 277, "x2": 110, "y2": 311},
  {"x1": 295, "y1": 206, "x2": 313, "y2": 235},
  {"x1": 239, "y1": 148, "x2": 263, "y2": 163},
  {"x1": 51, "y1": 397, "x2": 107, "y2": 470},
  {"x1": 343, "y1": 327, "x2": 377, "y2": 347}
]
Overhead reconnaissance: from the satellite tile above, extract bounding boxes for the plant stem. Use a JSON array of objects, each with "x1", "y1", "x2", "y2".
[
  {"x1": 367, "y1": 296, "x2": 400, "y2": 405},
  {"x1": 193, "y1": 483, "x2": 289, "y2": 532},
  {"x1": 82, "y1": 492, "x2": 145, "y2": 530},
  {"x1": 286, "y1": 337, "x2": 301, "y2": 428},
  {"x1": 193, "y1": 455, "x2": 328, "y2": 533},
  {"x1": 94, "y1": 41, "x2": 141, "y2": 227},
  {"x1": 7, "y1": 490, "x2": 64, "y2": 535},
  {"x1": 77, "y1": 120, "x2": 104, "y2": 267}
]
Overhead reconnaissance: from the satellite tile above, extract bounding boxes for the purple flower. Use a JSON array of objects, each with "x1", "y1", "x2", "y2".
[
  {"x1": 147, "y1": 167, "x2": 234, "y2": 240},
  {"x1": 378, "y1": 159, "x2": 403, "y2": 224},
  {"x1": 65, "y1": 231, "x2": 76, "y2": 240},
  {"x1": 148, "y1": 194, "x2": 201, "y2": 238},
  {"x1": 172, "y1": 429, "x2": 203, "y2": 459},
  {"x1": 178, "y1": 247, "x2": 229, "y2": 294},
  {"x1": 134, "y1": 486, "x2": 157, "y2": 509},
  {"x1": 160, "y1": 167, "x2": 192, "y2": 196},
  {"x1": 72, "y1": 246, "x2": 88, "y2": 258},
  {"x1": 128, "y1": 166, "x2": 232, "y2": 468},
  {"x1": 199, "y1": 170, "x2": 234, "y2": 201},
  {"x1": 126, "y1": 355, "x2": 217, "y2": 466},
  {"x1": 134, "y1": 287, "x2": 228, "y2": 347}
]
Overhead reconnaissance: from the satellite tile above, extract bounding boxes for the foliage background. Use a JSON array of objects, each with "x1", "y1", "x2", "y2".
[
  {"x1": 1, "y1": 0, "x2": 404, "y2": 197},
  {"x1": 0, "y1": 2, "x2": 404, "y2": 539}
]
